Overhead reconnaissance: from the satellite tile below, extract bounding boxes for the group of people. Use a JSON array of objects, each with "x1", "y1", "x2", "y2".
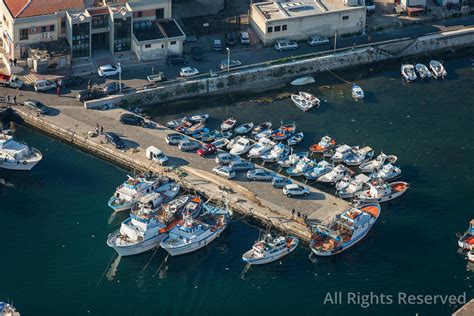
[
  {"x1": 95, "y1": 123, "x2": 104, "y2": 136},
  {"x1": 4, "y1": 95, "x2": 17, "y2": 104}
]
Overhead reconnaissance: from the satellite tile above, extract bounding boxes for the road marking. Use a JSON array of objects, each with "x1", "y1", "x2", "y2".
[{"x1": 22, "y1": 73, "x2": 39, "y2": 84}]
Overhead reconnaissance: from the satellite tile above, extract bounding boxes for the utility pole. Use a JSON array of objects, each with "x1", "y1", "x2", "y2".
[
  {"x1": 226, "y1": 47, "x2": 230, "y2": 73},
  {"x1": 333, "y1": 31, "x2": 337, "y2": 52}
]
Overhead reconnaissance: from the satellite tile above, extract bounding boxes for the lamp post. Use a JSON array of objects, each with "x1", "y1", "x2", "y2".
[
  {"x1": 226, "y1": 47, "x2": 230, "y2": 73},
  {"x1": 117, "y1": 62, "x2": 122, "y2": 94}
]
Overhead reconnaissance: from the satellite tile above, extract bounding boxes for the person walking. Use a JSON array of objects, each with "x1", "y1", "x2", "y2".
[
  {"x1": 6, "y1": 95, "x2": 10, "y2": 103},
  {"x1": 100, "y1": 125, "x2": 104, "y2": 135},
  {"x1": 12, "y1": 95, "x2": 17, "y2": 105},
  {"x1": 291, "y1": 209, "x2": 295, "y2": 219},
  {"x1": 56, "y1": 86, "x2": 61, "y2": 97}
]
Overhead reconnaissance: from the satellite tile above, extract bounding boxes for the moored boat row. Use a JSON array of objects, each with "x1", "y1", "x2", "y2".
[{"x1": 401, "y1": 60, "x2": 447, "y2": 82}]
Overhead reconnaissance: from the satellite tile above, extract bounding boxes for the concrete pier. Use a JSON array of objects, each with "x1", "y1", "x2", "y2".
[
  {"x1": 10, "y1": 104, "x2": 350, "y2": 242},
  {"x1": 453, "y1": 299, "x2": 474, "y2": 316}
]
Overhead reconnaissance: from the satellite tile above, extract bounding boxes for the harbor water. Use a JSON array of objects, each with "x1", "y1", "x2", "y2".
[{"x1": 1, "y1": 50, "x2": 473, "y2": 315}]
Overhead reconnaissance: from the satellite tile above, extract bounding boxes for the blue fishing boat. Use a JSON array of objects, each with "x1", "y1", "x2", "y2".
[
  {"x1": 303, "y1": 160, "x2": 333, "y2": 181},
  {"x1": 287, "y1": 131, "x2": 304, "y2": 146},
  {"x1": 271, "y1": 123, "x2": 296, "y2": 141}
]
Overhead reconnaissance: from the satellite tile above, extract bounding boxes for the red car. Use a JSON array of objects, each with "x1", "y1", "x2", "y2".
[{"x1": 197, "y1": 144, "x2": 217, "y2": 156}]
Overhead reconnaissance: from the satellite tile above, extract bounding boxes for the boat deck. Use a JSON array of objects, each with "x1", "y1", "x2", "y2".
[{"x1": 12, "y1": 104, "x2": 350, "y2": 242}]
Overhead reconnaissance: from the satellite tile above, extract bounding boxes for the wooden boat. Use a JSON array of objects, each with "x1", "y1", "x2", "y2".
[
  {"x1": 356, "y1": 179, "x2": 409, "y2": 203},
  {"x1": 271, "y1": 123, "x2": 296, "y2": 141},
  {"x1": 429, "y1": 60, "x2": 447, "y2": 79},
  {"x1": 290, "y1": 76, "x2": 315, "y2": 86},
  {"x1": 458, "y1": 220, "x2": 474, "y2": 250},
  {"x1": 234, "y1": 122, "x2": 254, "y2": 135},
  {"x1": 309, "y1": 136, "x2": 336, "y2": 153},
  {"x1": 166, "y1": 117, "x2": 186, "y2": 129},
  {"x1": 175, "y1": 121, "x2": 192, "y2": 132},
  {"x1": 183, "y1": 122, "x2": 205, "y2": 135},
  {"x1": 252, "y1": 121, "x2": 272, "y2": 135},
  {"x1": 220, "y1": 117, "x2": 237, "y2": 131},
  {"x1": 401, "y1": 64, "x2": 417, "y2": 82},
  {"x1": 287, "y1": 131, "x2": 304, "y2": 146}
]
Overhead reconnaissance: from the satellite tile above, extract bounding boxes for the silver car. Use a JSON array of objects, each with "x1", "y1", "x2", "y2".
[
  {"x1": 33, "y1": 79, "x2": 56, "y2": 92},
  {"x1": 307, "y1": 35, "x2": 329, "y2": 46},
  {"x1": 283, "y1": 184, "x2": 310, "y2": 198},
  {"x1": 166, "y1": 133, "x2": 186, "y2": 145},
  {"x1": 229, "y1": 160, "x2": 254, "y2": 172},
  {"x1": 215, "y1": 153, "x2": 241, "y2": 165},
  {"x1": 178, "y1": 139, "x2": 200, "y2": 151},
  {"x1": 274, "y1": 40, "x2": 298, "y2": 51},
  {"x1": 272, "y1": 176, "x2": 293, "y2": 189},
  {"x1": 212, "y1": 165, "x2": 236, "y2": 179},
  {"x1": 246, "y1": 168, "x2": 275, "y2": 181}
]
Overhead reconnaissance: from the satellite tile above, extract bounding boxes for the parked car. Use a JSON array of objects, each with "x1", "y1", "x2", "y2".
[
  {"x1": 167, "y1": 55, "x2": 188, "y2": 66},
  {"x1": 215, "y1": 153, "x2": 241, "y2": 165},
  {"x1": 197, "y1": 144, "x2": 217, "y2": 157},
  {"x1": 307, "y1": 35, "x2": 329, "y2": 46},
  {"x1": 271, "y1": 176, "x2": 292, "y2": 189},
  {"x1": 104, "y1": 132, "x2": 125, "y2": 149},
  {"x1": 23, "y1": 99, "x2": 49, "y2": 114},
  {"x1": 76, "y1": 89, "x2": 104, "y2": 102},
  {"x1": 283, "y1": 184, "x2": 310, "y2": 197},
  {"x1": 212, "y1": 165, "x2": 236, "y2": 180},
  {"x1": 119, "y1": 113, "x2": 145, "y2": 126},
  {"x1": 103, "y1": 82, "x2": 126, "y2": 95},
  {"x1": 240, "y1": 31, "x2": 250, "y2": 44},
  {"x1": 191, "y1": 47, "x2": 204, "y2": 60},
  {"x1": 33, "y1": 79, "x2": 56, "y2": 92},
  {"x1": 246, "y1": 168, "x2": 275, "y2": 181},
  {"x1": 226, "y1": 32, "x2": 237, "y2": 45},
  {"x1": 229, "y1": 160, "x2": 254, "y2": 172},
  {"x1": 180, "y1": 67, "x2": 199, "y2": 77},
  {"x1": 178, "y1": 139, "x2": 200, "y2": 151},
  {"x1": 146, "y1": 72, "x2": 167, "y2": 82},
  {"x1": 58, "y1": 75, "x2": 84, "y2": 88},
  {"x1": 212, "y1": 39, "x2": 223, "y2": 51},
  {"x1": 219, "y1": 59, "x2": 242, "y2": 70},
  {"x1": 274, "y1": 40, "x2": 298, "y2": 51},
  {"x1": 146, "y1": 146, "x2": 168, "y2": 165},
  {"x1": 366, "y1": 0, "x2": 376, "y2": 14},
  {"x1": 166, "y1": 133, "x2": 187, "y2": 145},
  {"x1": 98, "y1": 64, "x2": 121, "y2": 78}
]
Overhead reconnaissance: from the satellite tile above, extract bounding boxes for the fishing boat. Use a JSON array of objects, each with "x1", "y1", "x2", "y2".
[
  {"x1": 130, "y1": 182, "x2": 181, "y2": 212},
  {"x1": 166, "y1": 117, "x2": 186, "y2": 129},
  {"x1": 191, "y1": 128, "x2": 209, "y2": 140},
  {"x1": 278, "y1": 151, "x2": 308, "y2": 168},
  {"x1": 287, "y1": 157, "x2": 315, "y2": 177},
  {"x1": 335, "y1": 174, "x2": 351, "y2": 191},
  {"x1": 175, "y1": 121, "x2": 193, "y2": 133},
  {"x1": 304, "y1": 160, "x2": 333, "y2": 181},
  {"x1": 220, "y1": 131, "x2": 233, "y2": 139},
  {"x1": 201, "y1": 130, "x2": 222, "y2": 142},
  {"x1": 234, "y1": 122, "x2": 254, "y2": 135},
  {"x1": 248, "y1": 138, "x2": 275, "y2": 159},
  {"x1": 271, "y1": 123, "x2": 296, "y2": 141},
  {"x1": 458, "y1": 220, "x2": 474, "y2": 250},
  {"x1": 343, "y1": 146, "x2": 374, "y2": 166},
  {"x1": 331, "y1": 144, "x2": 358, "y2": 163},
  {"x1": 186, "y1": 114, "x2": 209, "y2": 123},
  {"x1": 356, "y1": 179, "x2": 409, "y2": 203},
  {"x1": 352, "y1": 84, "x2": 364, "y2": 99},
  {"x1": 291, "y1": 76, "x2": 315, "y2": 86},
  {"x1": 160, "y1": 209, "x2": 229, "y2": 256},
  {"x1": 108, "y1": 175, "x2": 166, "y2": 212},
  {"x1": 359, "y1": 153, "x2": 397, "y2": 173},
  {"x1": 230, "y1": 137, "x2": 254, "y2": 156},
  {"x1": 0, "y1": 301, "x2": 20, "y2": 316},
  {"x1": 0, "y1": 133, "x2": 42, "y2": 171},
  {"x1": 401, "y1": 64, "x2": 417, "y2": 82},
  {"x1": 415, "y1": 63, "x2": 432, "y2": 79},
  {"x1": 242, "y1": 234, "x2": 299, "y2": 265},
  {"x1": 220, "y1": 117, "x2": 237, "y2": 131},
  {"x1": 429, "y1": 60, "x2": 447, "y2": 79},
  {"x1": 107, "y1": 193, "x2": 188, "y2": 256},
  {"x1": 372, "y1": 163, "x2": 401, "y2": 181},
  {"x1": 252, "y1": 121, "x2": 272, "y2": 136},
  {"x1": 318, "y1": 164, "x2": 347, "y2": 183},
  {"x1": 287, "y1": 131, "x2": 304, "y2": 146},
  {"x1": 211, "y1": 138, "x2": 230, "y2": 149},
  {"x1": 310, "y1": 203, "x2": 381, "y2": 256},
  {"x1": 468, "y1": 250, "x2": 474, "y2": 263},
  {"x1": 226, "y1": 136, "x2": 242, "y2": 150},
  {"x1": 254, "y1": 129, "x2": 272, "y2": 141},
  {"x1": 338, "y1": 174, "x2": 370, "y2": 199},
  {"x1": 291, "y1": 92, "x2": 320, "y2": 112},
  {"x1": 261, "y1": 143, "x2": 290, "y2": 163},
  {"x1": 183, "y1": 122, "x2": 205, "y2": 135},
  {"x1": 309, "y1": 136, "x2": 336, "y2": 153}
]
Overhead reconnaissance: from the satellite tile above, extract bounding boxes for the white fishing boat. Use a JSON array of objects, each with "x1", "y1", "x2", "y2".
[
  {"x1": 338, "y1": 174, "x2": 370, "y2": 199},
  {"x1": 372, "y1": 163, "x2": 401, "y2": 180},
  {"x1": 310, "y1": 136, "x2": 336, "y2": 153},
  {"x1": 220, "y1": 117, "x2": 237, "y2": 131},
  {"x1": 254, "y1": 129, "x2": 272, "y2": 141},
  {"x1": 242, "y1": 234, "x2": 299, "y2": 265},
  {"x1": 304, "y1": 160, "x2": 332, "y2": 180},
  {"x1": 130, "y1": 182, "x2": 181, "y2": 213},
  {"x1": 261, "y1": 143, "x2": 289, "y2": 162},
  {"x1": 291, "y1": 76, "x2": 315, "y2": 86},
  {"x1": 359, "y1": 153, "x2": 397, "y2": 173},
  {"x1": 415, "y1": 63, "x2": 432, "y2": 79},
  {"x1": 331, "y1": 144, "x2": 357, "y2": 163},
  {"x1": 343, "y1": 146, "x2": 374, "y2": 166},
  {"x1": 287, "y1": 157, "x2": 315, "y2": 177},
  {"x1": 287, "y1": 131, "x2": 304, "y2": 146},
  {"x1": 226, "y1": 135, "x2": 242, "y2": 150},
  {"x1": 458, "y1": 220, "x2": 474, "y2": 250},
  {"x1": 234, "y1": 122, "x2": 254, "y2": 135},
  {"x1": 230, "y1": 137, "x2": 254, "y2": 156},
  {"x1": 0, "y1": 133, "x2": 42, "y2": 171},
  {"x1": 252, "y1": 121, "x2": 272, "y2": 136},
  {"x1": 248, "y1": 138, "x2": 275, "y2": 159},
  {"x1": 160, "y1": 210, "x2": 229, "y2": 256},
  {"x1": 291, "y1": 92, "x2": 320, "y2": 112},
  {"x1": 186, "y1": 114, "x2": 209, "y2": 123},
  {"x1": 429, "y1": 60, "x2": 447, "y2": 79},
  {"x1": 310, "y1": 203, "x2": 381, "y2": 256},
  {"x1": 356, "y1": 179, "x2": 409, "y2": 203},
  {"x1": 401, "y1": 64, "x2": 417, "y2": 82},
  {"x1": 335, "y1": 174, "x2": 351, "y2": 191},
  {"x1": 278, "y1": 151, "x2": 308, "y2": 168},
  {"x1": 318, "y1": 164, "x2": 347, "y2": 183},
  {"x1": 201, "y1": 130, "x2": 221, "y2": 142},
  {"x1": 211, "y1": 138, "x2": 230, "y2": 149},
  {"x1": 108, "y1": 175, "x2": 166, "y2": 212},
  {"x1": 166, "y1": 117, "x2": 186, "y2": 129},
  {"x1": 351, "y1": 84, "x2": 364, "y2": 99}
]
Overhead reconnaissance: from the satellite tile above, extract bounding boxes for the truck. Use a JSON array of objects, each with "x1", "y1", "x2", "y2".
[
  {"x1": 146, "y1": 72, "x2": 167, "y2": 83},
  {"x1": 0, "y1": 74, "x2": 24, "y2": 89}
]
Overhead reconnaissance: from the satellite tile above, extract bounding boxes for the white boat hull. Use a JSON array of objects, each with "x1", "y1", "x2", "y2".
[
  {"x1": 243, "y1": 243, "x2": 298, "y2": 265},
  {"x1": 312, "y1": 223, "x2": 372, "y2": 256},
  {"x1": 0, "y1": 159, "x2": 40, "y2": 170},
  {"x1": 107, "y1": 232, "x2": 166, "y2": 256},
  {"x1": 161, "y1": 225, "x2": 226, "y2": 256},
  {"x1": 357, "y1": 189, "x2": 406, "y2": 203},
  {"x1": 291, "y1": 76, "x2": 315, "y2": 86}
]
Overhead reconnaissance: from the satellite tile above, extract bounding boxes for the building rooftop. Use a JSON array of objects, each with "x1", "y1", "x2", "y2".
[
  {"x1": 133, "y1": 19, "x2": 184, "y2": 42},
  {"x1": 4, "y1": 0, "x2": 85, "y2": 18},
  {"x1": 254, "y1": 0, "x2": 362, "y2": 21}
]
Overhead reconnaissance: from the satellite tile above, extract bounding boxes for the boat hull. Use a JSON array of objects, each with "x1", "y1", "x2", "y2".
[
  {"x1": 242, "y1": 240, "x2": 298, "y2": 265},
  {"x1": 0, "y1": 159, "x2": 40, "y2": 170},
  {"x1": 311, "y1": 223, "x2": 372, "y2": 256},
  {"x1": 107, "y1": 232, "x2": 166, "y2": 256},
  {"x1": 357, "y1": 189, "x2": 406, "y2": 203},
  {"x1": 108, "y1": 197, "x2": 134, "y2": 212},
  {"x1": 161, "y1": 225, "x2": 226, "y2": 256}
]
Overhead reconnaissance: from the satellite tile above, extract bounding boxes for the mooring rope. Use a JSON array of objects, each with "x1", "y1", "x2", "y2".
[
  {"x1": 316, "y1": 59, "x2": 355, "y2": 85},
  {"x1": 96, "y1": 253, "x2": 118, "y2": 287},
  {"x1": 141, "y1": 246, "x2": 160, "y2": 272},
  {"x1": 152, "y1": 253, "x2": 170, "y2": 278}
]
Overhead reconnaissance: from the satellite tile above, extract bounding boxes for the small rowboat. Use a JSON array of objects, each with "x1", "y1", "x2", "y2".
[
  {"x1": 291, "y1": 92, "x2": 320, "y2": 112},
  {"x1": 272, "y1": 123, "x2": 296, "y2": 141},
  {"x1": 309, "y1": 136, "x2": 336, "y2": 153},
  {"x1": 429, "y1": 60, "x2": 447, "y2": 79},
  {"x1": 235, "y1": 122, "x2": 254, "y2": 135},
  {"x1": 287, "y1": 131, "x2": 304, "y2": 146},
  {"x1": 221, "y1": 117, "x2": 237, "y2": 131},
  {"x1": 183, "y1": 122, "x2": 205, "y2": 135},
  {"x1": 458, "y1": 220, "x2": 474, "y2": 250},
  {"x1": 401, "y1": 64, "x2": 417, "y2": 82},
  {"x1": 415, "y1": 63, "x2": 432, "y2": 79},
  {"x1": 186, "y1": 114, "x2": 209, "y2": 123},
  {"x1": 291, "y1": 76, "x2": 315, "y2": 86},
  {"x1": 252, "y1": 121, "x2": 272, "y2": 135},
  {"x1": 352, "y1": 85, "x2": 364, "y2": 99}
]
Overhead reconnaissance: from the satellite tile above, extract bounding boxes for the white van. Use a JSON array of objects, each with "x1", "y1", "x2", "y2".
[{"x1": 146, "y1": 146, "x2": 168, "y2": 165}]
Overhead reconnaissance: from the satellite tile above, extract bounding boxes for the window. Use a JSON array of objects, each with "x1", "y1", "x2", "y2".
[
  {"x1": 170, "y1": 41, "x2": 176, "y2": 45},
  {"x1": 113, "y1": 17, "x2": 131, "y2": 52},
  {"x1": 20, "y1": 29, "x2": 28, "y2": 40},
  {"x1": 41, "y1": 26, "x2": 46, "y2": 33},
  {"x1": 72, "y1": 22, "x2": 90, "y2": 58},
  {"x1": 92, "y1": 15, "x2": 108, "y2": 29},
  {"x1": 50, "y1": 25, "x2": 55, "y2": 32},
  {"x1": 342, "y1": 16, "x2": 349, "y2": 20},
  {"x1": 282, "y1": 25, "x2": 287, "y2": 31},
  {"x1": 145, "y1": 44, "x2": 151, "y2": 48},
  {"x1": 137, "y1": 11, "x2": 143, "y2": 18},
  {"x1": 156, "y1": 8, "x2": 164, "y2": 20},
  {"x1": 274, "y1": 25, "x2": 281, "y2": 32},
  {"x1": 267, "y1": 26, "x2": 273, "y2": 33}
]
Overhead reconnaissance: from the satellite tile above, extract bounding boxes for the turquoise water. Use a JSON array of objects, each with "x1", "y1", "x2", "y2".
[{"x1": 1, "y1": 50, "x2": 473, "y2": 315}]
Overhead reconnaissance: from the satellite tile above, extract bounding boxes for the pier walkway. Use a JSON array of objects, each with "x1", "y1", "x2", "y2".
[{"x1": 8, "y1": 96, "x2": 349, "y2": 242}]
